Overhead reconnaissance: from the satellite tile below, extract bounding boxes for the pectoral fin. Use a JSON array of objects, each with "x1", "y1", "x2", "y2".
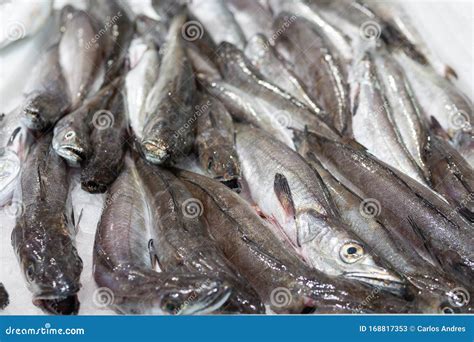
[{"x1": 274, "y1": 173, "x2": 296, "y2": 219}]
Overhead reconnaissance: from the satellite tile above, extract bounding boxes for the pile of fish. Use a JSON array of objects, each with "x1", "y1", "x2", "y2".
[{"x1": 0, "y1": 0, "x2": 472, "y2": 315}]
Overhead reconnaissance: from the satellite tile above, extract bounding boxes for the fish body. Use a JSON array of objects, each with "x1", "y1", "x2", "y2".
[
  {"x1": 227, "y1": 0, "x2": 273, "y2": 41},
  {"x1": 141, "y1": 12, "x2": 196, "y2": 165},
  {"x1": 235, "y1": 125, "x2": 404, "y2": 293},
  {"x1": 136, "y1": 160, "x2": 264, "y2": 313},
  {"x1": 0, "y1": 283, "x2": 9, "y2": 310},
  {"x1": 11, "y1": 135, "x2": 82, "y2": 315},
  {"x1": 195, "y1": 94, "x2": 241, "y2": 184},
  {"x1": 94, "y1": 156, "x2": 231, "y2": 315}
]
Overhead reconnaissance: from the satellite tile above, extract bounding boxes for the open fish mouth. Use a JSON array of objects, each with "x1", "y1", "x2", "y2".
[
  {"x1": 178, "y1": 285, "x2": 232, "y2": 315},
  {"x1": 142, "y1": 140, "x2": 169, "y2": 164},
  {"x1": 343, "y1": 271, "x2": 406, "y2": 295},
  {"x1": 55, "y1": 145, "x2": 86, "y2": 165},
  {"x1": 33, "y1": 295, "x2": 80, "y2": 315}
]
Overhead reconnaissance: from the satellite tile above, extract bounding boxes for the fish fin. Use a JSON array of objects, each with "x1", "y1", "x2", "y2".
[
  {"x1": 429, "y1": 116, "x2": 451, "y2": 140},
  {"x1": 407, "y1": 216, "x2": 442, "y2": 267},
  {"x1": 148, "y1": 239, "x2": 160, "y2": 270},
  {"x1": 74, "y1": 208, "x2": 84, "y2": 235},
  {"x1": 274, "y1": 173, "x2": 296, "y2": 219},
  {"x1": 7, "y1": 127, "x2": 22, "y2": 147},
  {"x1": 444, "y1": 65, "x2": 458, "y2": 80},
  {"x1": 342, "y1": 137, "x2": 367, "y2": 152},
  {"x1": 458, "y1": 207, "x2": 474, "y2": 223},
  {"x1": 351, "y1": 84, "x2": 360, "y2": 116}
]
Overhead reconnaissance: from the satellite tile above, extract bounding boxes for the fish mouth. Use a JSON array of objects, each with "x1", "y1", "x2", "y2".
[
  {"x1": 178, "y1": 285, "x2": 232, "y2": 315},
  {"x1": 343, "y1": 271, "x2": 406, "y2": 295},
  {"x1": 22, "y1": 107, "x2": 45, "y2": 130},
  {"x1": 142, "y1": 140, "x2": 169, "y2": 164},
  {"x1": 81, "y1": 179, "x2": 108, "y2": 194},
  {"x1": 55, "y1": 145, "x2": 86, "y2": 166},
  {"x1": 219, "y1": 177, "x2": 241, "y2": 192},
  {"x1": 33, "y1": 295, "x2": 80, "y2": 315}
]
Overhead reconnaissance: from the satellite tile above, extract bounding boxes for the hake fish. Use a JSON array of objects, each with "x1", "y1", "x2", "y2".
[
  {"x1": 11, "y1": 135, "x2": 83, "y2": 315},
  {"x1": 235, "y1": 125, "x2": 405, "y2": 294},
  {"x1": 94, "y1": 156, "x2": 231, "y2": 315},
  {"x1": 136, "y1": 159, "x2": 264, "y2": 313},
  {"x1": 178, "y1": 169, "x2": 412, "y2": 313},
  {"x1": 227, "y1": 0, "x2": 273, "y2": 42},
  {"x1": 195, "y1": 94, "x2": 241, "y2": 186},
  {"x1": 140, "y1": 11, "x2": 197, "y2": 165}
]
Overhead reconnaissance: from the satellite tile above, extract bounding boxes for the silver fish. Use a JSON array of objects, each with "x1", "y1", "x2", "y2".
[
  {"x1": 227, "y1": 0, "x2": 273, "y2": 41},
  {"x1": 235, "y1": 125, "x2": 405, "y2": 293},
  {"x1": 94, "y1": 156, "x2": 231, "y2": 315}
]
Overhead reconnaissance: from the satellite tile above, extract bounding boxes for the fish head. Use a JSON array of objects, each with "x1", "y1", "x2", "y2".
[
  {"x1": 141, "y1": 138, "x2": 170, "y2": 165},
  {"x1": 22, "y1": 93, "x2": 57, "y2": 130},
  {"x1": 52, "y1": 126, "x2": 88, "y2": 166},
  {"x1": 17, "y1": 229, "x2": 83, "y2": 314},
  {"x1": 154, "y1": 276, "x2": 232, "y2": 315}
]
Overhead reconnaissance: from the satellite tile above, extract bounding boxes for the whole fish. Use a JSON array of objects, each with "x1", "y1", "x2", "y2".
[
  {"x1": 188, "y1": 0, "x2": 246, "y2": 49},
  {"x1": 309, "y1": 135, "x2": 474, "y2": 289},
  {"x1": 11, "y1": 135, "x2": 82, "y2": 315},
  {"x1": 81, "y1": 85, "x2": 127, "y2": 193},
  {"x1": 212, "y1": 42, "x2": 340, "y2": 145},
  {"x1": 0, "y1": 283, "x2": 8, "y2": 310},
  {"x1": 21, "y1": 43, "x2": 71, "y2": 131},
  {"x1": 244, "y1": 34, "x2": 324, "y2": 116},
  {"x1": 298, "y1": 136, "x2": 465, "y2": 312},
  {"x1": 227, "y1": 0, "x2": 273, "y2": 41},
  {"x1": 394, "y1": 51, "x2": 473, "y2": 168},
  {"x1": 125, "y1": 37, "x2": 160, "y2": 141},
  {"x1": 0, "y1": 0, "x2": 53, "y2": 49},
  {"x1": 267, "y1": 0, "x2": 353, "y2": 61},
  {"x1": 350, "y1": 50, "x2": 426, "y2": 184},
  {"x1": 53, "y1": 78, "x2": 120, "y2": 167},
  {"x1": 88, "y1": 0, "x2": 134, "y2": 86},
  {"x1": 424, "y1": 119, "x2": 474, "y2": 223},
  {"x1": 140, "y1": 11, "x2": 196, "y2": 165},
  {"x1": 273, "y1": 14, "x2": 351, "y2": 135},
  {"x1": 94, "y1": 156, "x2": 232, "y2": 314},
  {"x1": 195, "y1": 94, "x2": 241, "y2": 186},
  {"x1": 372, "y1": 47, "x2": 429, "y2": 179},
  {"x1": 235, "y1": 125, "x2": 405, "y2": 294},
  {"x1": 59, "y1": 6, "x2": 102, "y2": 109},
  {"x1": 178, "y1": 169, "x2": 413, "y2": 313},
  {"x1": 136, "y1": 159, "x2": 264, "y2": 313}
]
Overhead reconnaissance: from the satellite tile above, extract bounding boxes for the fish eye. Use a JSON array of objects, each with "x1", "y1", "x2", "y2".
[
  {"x1": 64, "y1": 131, "x2": 76, "y2": 140},
  {"x1": 340, "y1": 242, "x2": 364, "y2": 263},
  {"x1": 440, "y1": 306, "x2": 456, "y2": 314},
  {"x1": 26, "y1": 264, "x2": 35, "y2": 282},
  {"x1": 161, "y1": 294, "x2": 182, "y2": 315}
]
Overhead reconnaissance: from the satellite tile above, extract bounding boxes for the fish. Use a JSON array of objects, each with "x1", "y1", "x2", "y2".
[
  {"x1": 178, "y1": 169, "x2": 413, "y2": 313},
  {"x1": 308, "y1": 134, "x2": 474, "y2": 289},
  {"x1": 125, "y1": 37, "x2": 160, "y2": 142},
  {"x1": 349, "y1": 50, "x2": 427, "y2": 184},
  {"x1": 94, "y1": 155, "x2": 232, "y2": 315},
  {"x1": 372, "y1": 47, "x2": 430, "y2": 179},
  {"x1": 394, "y1": 51, "x2": 473, "y2": 168},
  {"x1": 424, "y1": 118, "x2": 474, "y2": 223},
  {"x1": 11, "y1": 134, "x2": 83, "y2": 315},
  {"x1": 52, "y1": 78, "x2": 121, "y2": 167},
  {"x1": 188, "y1": 0, "x2": 246, "y2": 49},
  {"x1": 81, "y1": 83, "x2": 128, "y2": 193},
  {"x1": 58, "y1": 6, "x2": 102, "y2": 109},
  {"x1": 267, "y1": 0, "x2": 353, "y2": 61},
  {"x1": 235, "y1": 125, "x2": 405, "y2": 294},
  {"x1": 88, "y1": 0, "x2": 134, "y2": 86},
  {"x1": 0, "y1": 283, "x2": 9, "y2": 310},
  {"x1": 21, "y1": 43, "x2": 71, "y2": 131},
  {"x1": 211, "y1": 42, "x2": 340, "y2": 145},
  {"x1": 0, "y1": 108, "x2": 31, "y2": 206},
  {"x1": 136, "y1": 159, "x2": 264, "y2": 314},
  {"x1": 272, "y1": 14, "x2": 351, "y2": 135},
  {"x1": 140, "y1": 11, "x2": 197, "y2": 165},
  {"x1": 244, "y1": 34, "x2": 324, "y2": 116},
  {"x1": 297, "y1": 135, "x2": 466, "y2": 312},
  {"x1": 195, "y1": 94, "x2": 241, "y2": 186},
  {"x1": 0, "y1": 0, "x2": 53, "y2": 49},
  {"x1": 227, "y1": 0, "x2": 273, "y2": 41}
]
